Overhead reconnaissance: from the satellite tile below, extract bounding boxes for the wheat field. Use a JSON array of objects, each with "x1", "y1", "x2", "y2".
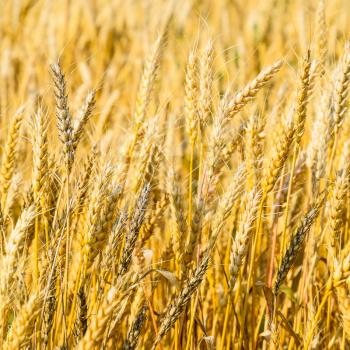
[{"x1": 0, "y1": 0, "x2": 350, "y2": 349}]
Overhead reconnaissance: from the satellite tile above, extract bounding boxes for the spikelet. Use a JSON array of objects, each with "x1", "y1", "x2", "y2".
[
  {"x1": 198, "y1": 40, "x2": 214, "y2": 129},
  {"x1": 204, "y1": 93, "x2": 232, "y2": 195},
  {"x1": 134, "y1": 31, "x2": 167, "y2": 136},
  {"x1": 0, "y1": 108, "x2": 24, "y2": 208},
  {"x1": 32, "y1": 108, "x2": 49, "y2": 233},
  {"x1": 4, "y1": 172, "x2": 22, "y2": 219},
  {"x1": 294, "y1": 52, "x2": 312, "y2": 145},
  {"x1": 335, "y1": 283, "x2": 350, "y2": 337},
  {"x1": 85, "y1": 185, "x2": 121, "y2": 272},
  {"x1": 227, "y1": 60, "x2": 283, "y2": 119},
  {"x1": 122, "y1": 304, "x2": 147, "y2": 350},
  {"x1": 168, "y1": 167, "x2": 187, "y2": 263},
  {"x1": 333, "y1": 44, "x2": 350, "y2": 131},
  {"x1": 274, "y1": 205, "x2": 319, "y2": 294},
  {"x1": 182, "y1": 198, "x2": 204, "y2": 269},
  {"x1": 44, "y1": 158, "x2": 61, "y2": 230},
  {"x1": 334, "y1": 252, "x2": 350, "y2": 337},
  {"x1": 141, "y1": 192, "x2": 168, "y2": 245},
  {"x1": 315, "y1": 0, "x2": 327, "y2": 75},
  {"x1": 152, "y1": 253, "x2": 210, "y2": 349},
  {"x1": 72, "y1": 89, "x2": 96, "y2": 152},
  {"x1": 245, "y1": 113, "x2": 265, "y2": 187},
  {"x1": 0, "y1": 205, "x2": 35, "y2": 292},
  {"x1": 328, "y1": 169, "x2": 348, "y2": 256},
  {"x1": 263, "y1": 114, "x2": 295, "y2": 194},
  {"x1": 117, "y1": 183, "x2": 151, "y2": 277},
  {"x1": 184, "y1": 49, "x2": 199, "y2": 142},
  {"x1": 81, "y1": 165, "x2": 114, "y2": 269},
  {"x1": 41, "y1": 267, "x2": 57, "y2": 347},
  {"x1": 74, "y1": 148, "x2": 98, "y2": 233},
  {"x1": 307, "y1": 95, "x2": 330, "y2": 193},
  {"x1": 3, "y1": 292, "x2": 42, "y2": 350},
  {"x1": 133, "y1": 120, "x2": 158, "y2": 192},
  {"x1": 100, "y1": 211, "x2": 128, "y2": 281},
  {"x1": 213, "y1": 165, "x2": 247, "y2": 225},
  {"x1": 205, "y1": 119, "x2": 245, "y2": 198},
  {"x1": 229, "y1": 189, "x2": 261, "y2": 290},
  {"x1": 51, "y1": 62, "x2": 74, "y2": 171},
  {"x1": 73, "y1": 287, "x2": 88, "y2": 344},
  {"x1": 76, "y1": 287, "x2": 130, "y2": 350},
  {"x1": 308, "y1": 59, "x2": 319, "y2": 97}
]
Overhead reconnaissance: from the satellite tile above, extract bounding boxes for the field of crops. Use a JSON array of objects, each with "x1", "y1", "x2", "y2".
[{"x1": 0, "y1": 0, "x2": 350, "y2": 349}]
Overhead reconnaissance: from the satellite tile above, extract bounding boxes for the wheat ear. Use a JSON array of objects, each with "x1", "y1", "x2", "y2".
[
  {"x1": 51, "y1": 62, "x2": 74, "y2": 171},
  {"x1": 274, "y1": 205, "x2": 319, "y2": 295},
  {"x1": 0, "y1": 108, "x2": 24, "y2": 208}
]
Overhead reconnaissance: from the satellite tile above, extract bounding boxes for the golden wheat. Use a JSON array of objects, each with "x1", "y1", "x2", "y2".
[{"x1": 1, "y1": 1, "x2": 350, "y2": 349}]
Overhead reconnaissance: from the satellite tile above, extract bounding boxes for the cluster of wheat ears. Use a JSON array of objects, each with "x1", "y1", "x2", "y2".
[{"x1": 1, "y1": 0, "x2": 350, "y2": 349}]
